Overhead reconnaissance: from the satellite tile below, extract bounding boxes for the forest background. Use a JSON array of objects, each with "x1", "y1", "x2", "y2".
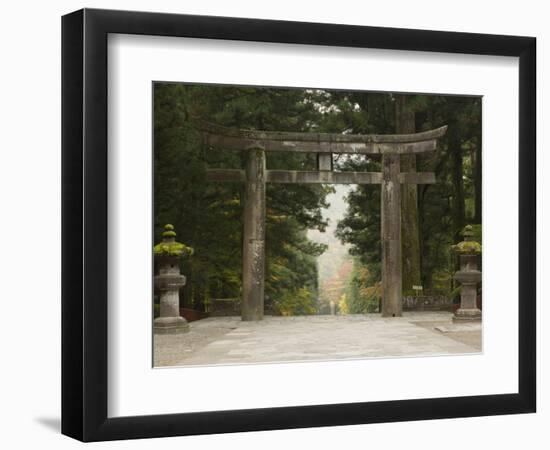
[{"x1": 154, "y1": 84, "x2": 481, "y2": 316}]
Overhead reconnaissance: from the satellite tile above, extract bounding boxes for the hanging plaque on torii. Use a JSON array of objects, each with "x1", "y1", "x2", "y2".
[{"x1": 201, "y1": 122, "x2": 447, "y2": 321}]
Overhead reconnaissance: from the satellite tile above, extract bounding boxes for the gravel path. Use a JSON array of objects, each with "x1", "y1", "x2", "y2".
[
  {"x1": 154, "y1": 312, "x2": 481, "y2": 367},
  {"x1": 411, "y1": 320, "x2": 482, "y2": 350},
  {"x1": 154, "y1": 317, "x2": 241, "y2": 367}
]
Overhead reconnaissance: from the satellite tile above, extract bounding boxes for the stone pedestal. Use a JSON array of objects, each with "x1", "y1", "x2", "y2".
[
  {"x1": 452, "y1": 226, "x2": 482, "y2": 323},
  {"x1": 453, "y1": 273, "x2": 481, "y2": 322},
  {"x1": 153, "y1": 224, "x2": 192, "y2": 334},
  {"x1": 154, "y1": 258, "x2": 189, "y2": 334}
]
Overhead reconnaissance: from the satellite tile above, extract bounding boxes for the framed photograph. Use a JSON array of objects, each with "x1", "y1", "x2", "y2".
[{"x1": 62, "y1": 8, "x2": 536, "y2": 442}]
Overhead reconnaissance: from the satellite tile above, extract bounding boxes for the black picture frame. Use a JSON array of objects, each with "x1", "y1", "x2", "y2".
[{"x1": 61, "y1": 8, "x2": 536, "y2": 442}]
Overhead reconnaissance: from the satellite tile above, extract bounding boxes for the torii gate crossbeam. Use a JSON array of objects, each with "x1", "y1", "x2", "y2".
[{"x1": 202, "y1": 123, "x2": 447, "y2": 320}]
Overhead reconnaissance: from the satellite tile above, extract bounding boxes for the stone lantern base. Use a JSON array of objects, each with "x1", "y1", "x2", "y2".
[
  {"x1": 154, "y1": 316, "x2": 190, "y2": 334},
  {"x1": 453, "y1": 308, "x2": 482, "y2": 323}
]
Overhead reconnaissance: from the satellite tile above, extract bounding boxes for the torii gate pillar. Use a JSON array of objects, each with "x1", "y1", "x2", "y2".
[
  {"x1": 241, "y1": 148, "x2": 266, "y2": 321},
  {"x1": 381, "y1": 153, "x2": 402, "y2": 317}
]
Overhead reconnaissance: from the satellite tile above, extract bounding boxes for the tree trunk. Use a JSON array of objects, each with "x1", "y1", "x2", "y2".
[
  {"x1": 449, "y1": 127, "x2": 466, "y2": 241},
  {"x1": 474, "y1": 138, "x2": 482, "y2": 223},
  {"x1": 395, "y1": 95, "x2": 422, "y2": 294}
]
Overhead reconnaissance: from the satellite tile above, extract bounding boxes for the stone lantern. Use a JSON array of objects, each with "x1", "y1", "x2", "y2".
[
  {"x1": 452, "y1": 225, "x2": 482, "y2": 322},
  {"x1": 153, "y1": 224, "x2": 193, "y2": 334}
]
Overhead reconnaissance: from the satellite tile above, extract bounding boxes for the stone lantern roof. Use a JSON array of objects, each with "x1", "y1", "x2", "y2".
[
  {"x1": 451, "y1": 225, "x2": 482, "y2": 255},
  {"x1": 153, "y1": 224, "x2": 194, "y2": 257}
]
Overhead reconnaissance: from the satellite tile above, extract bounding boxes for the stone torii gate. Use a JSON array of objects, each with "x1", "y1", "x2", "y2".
[{"x1": 202, "y1": 122, "x2": 447, "y2": 321}]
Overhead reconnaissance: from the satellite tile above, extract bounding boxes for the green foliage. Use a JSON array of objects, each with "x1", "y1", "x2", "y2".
[
  {"x1": 154, "y1": 83, "x2": 481, "y2": 311},
  {"x1": 154, "y1": 83, "x2": 330, "y2": 312},
  {"x1": 342, "y1": 258, "x2": 381, "y2": 314},
  {"x1": 470, "y1": 224, "x2": 482, "y2": 243},
  {"x1": 326, "y1": 92, "x2": 481, "y2": 295},
  {"x1": 274, "y1": 287, "x2": 317, "y2": 316},
  {"x1": 430, "y1": 270, "x2": 454, "y2": 295}
]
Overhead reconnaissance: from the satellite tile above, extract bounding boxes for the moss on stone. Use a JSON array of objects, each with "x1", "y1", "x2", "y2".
[
  {"x1": 153, "y1": 241, "x2": 194, "y2": 257},
  {"x1": 154, "y1": 224, "x2": 194, "y2": 257},
  {"x1": 451, "y1": 224, "x2": 482, "y2": 254},
  {"x1": 452, "y1": 240, "x2": 482, "y2": 254}
]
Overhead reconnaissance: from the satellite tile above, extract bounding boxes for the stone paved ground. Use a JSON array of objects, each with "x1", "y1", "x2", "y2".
[{"x1": 154, "y1": 312, "x2": 481, "y2": 367}]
